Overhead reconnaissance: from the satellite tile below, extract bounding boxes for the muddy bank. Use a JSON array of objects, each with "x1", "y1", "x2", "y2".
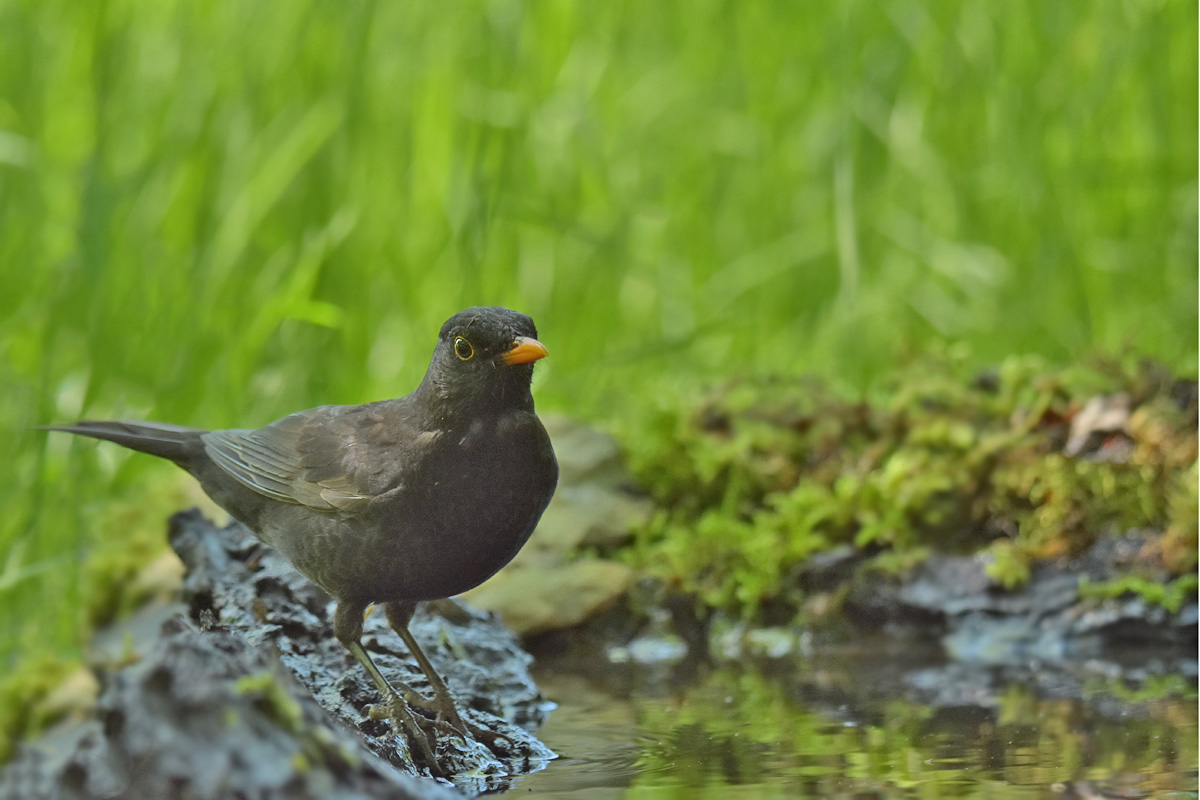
[
  {"x1": 528, "y1": 528, "x2": 1197, "y2": 692},
  {"x1": 2, "y1": 510, "x2": 554, "y2": 799}
]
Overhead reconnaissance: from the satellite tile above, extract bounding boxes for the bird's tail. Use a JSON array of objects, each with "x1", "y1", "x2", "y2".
[{"x1": 40, "y1": 420, "x2": 204, "y2": 463}]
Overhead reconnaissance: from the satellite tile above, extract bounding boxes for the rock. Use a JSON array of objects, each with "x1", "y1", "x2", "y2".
[
  {"x1": 541, "y1": 415, "x2": 628, "y2": 487},
  {"x1": 129, "y1": 549, "x2": 185, "y2": 602},
  {"x1": 796, "y1": 544, "x2": 863, "y2": 593},
  {"x1": 33, "y1": 668, "x2": 99, "y2": 728},
  {"x1": 1, "y1": 510, "x2": 557, "y2": 798},
  {"x1": 707, "y1": 620, "x2": 808, "y2": 661},
  {"x1": 844, "y1": 531, "x2": 1198, "y2": 665},
  {"x1": 464, "y1": 560, "x2": 635, "y2": 637},
  {"x1": 1, "y1": 617, "x2": 459, "y2": 800},
  {"x1": 531, "y1": 484, "x2": 651, "y2": 553},
  {"x1": 606, "y1": 633, "x2": 689, "y2": 665}
]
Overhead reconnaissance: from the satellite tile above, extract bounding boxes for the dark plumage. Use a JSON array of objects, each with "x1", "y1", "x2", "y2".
[{"x1": 44, "y1": 306, "x2": 558, "y2": 765}]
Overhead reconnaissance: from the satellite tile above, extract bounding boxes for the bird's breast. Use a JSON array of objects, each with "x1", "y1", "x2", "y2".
[{"x1": 359, "y1": 411, "x2": 558, "y2": 602}]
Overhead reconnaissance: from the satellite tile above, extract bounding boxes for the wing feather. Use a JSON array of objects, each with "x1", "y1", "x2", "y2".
[
  {"x1": 200, "y1": 403, "x2": 429, "y2": 515},
  {"x1": 203, "y1": 429, "x2": 297, "y2": 503}
]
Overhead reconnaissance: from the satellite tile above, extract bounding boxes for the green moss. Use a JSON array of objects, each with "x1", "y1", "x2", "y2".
[
  {"x1": 79, "y1": 478, "x2": 197, "y2": 630},
  {"x1": 234, "y1": 671, "x2": 303, "y2": 734},
  {"x1": 864, "y1": 547, "x2": 930, "y2": 577},
  {"x1": 233, "y1": 671, "x2": 363, "y2": 772},
  {"x1": 622, "y1": 356, "x2": 1197, "y2": 617},
  {"x1": 231, "y1": 670, "x2": 359, "y2": 772},
  {"x1": 290, "y1": 752, "x2": 311, "y2": 774},
  {"x1": 982, "y1": 541, "x2": 1031, "y2": 590},
  {"x1": 1078, "y1": 573, "x2": 1199, "y2": 615},
  {"x1": 0, "y1": 654, "x2": 78, "y2": 762},
  {"x1": 1162, "y1": 461, "x2": 1199, "y2": 573}
]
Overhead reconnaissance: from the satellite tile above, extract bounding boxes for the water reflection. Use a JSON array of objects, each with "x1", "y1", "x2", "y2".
[{"x1": 510, "y1": 646, "x2": 1198, "y2": 798}]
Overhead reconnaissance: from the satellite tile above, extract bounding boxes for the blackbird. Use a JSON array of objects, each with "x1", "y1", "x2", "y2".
[{"x1": 44, "y1": 306, "x2": 558, "y2": 766}]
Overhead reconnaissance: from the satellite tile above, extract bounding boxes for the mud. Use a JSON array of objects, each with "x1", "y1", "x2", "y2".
[{"x1": 2, "y1": 510, "x2": 556, "y2": 799}]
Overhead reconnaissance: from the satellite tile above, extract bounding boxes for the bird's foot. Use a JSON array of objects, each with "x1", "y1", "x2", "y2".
[
  {"x1": 367, "y1": 692, "x2": 443, "y2": 775},
  {"x1": 383, "y1": 687, "x2": 515, "y2": 755},
  {"x1": 425, "y1": 694, "x2": 516, "y2": 755}
]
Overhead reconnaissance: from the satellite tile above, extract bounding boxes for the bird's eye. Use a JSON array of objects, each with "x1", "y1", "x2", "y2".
[{"x1": 453, "y1": 336, "x2": 474, "y2": 361}]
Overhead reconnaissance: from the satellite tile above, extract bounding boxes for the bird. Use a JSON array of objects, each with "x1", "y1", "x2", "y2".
[{"x1": 43, "y1": 306, "x2": 559, "y2": 768}]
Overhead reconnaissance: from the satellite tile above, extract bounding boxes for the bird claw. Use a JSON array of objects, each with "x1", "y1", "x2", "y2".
[
  {"x1": 365, "y1": 693, "x2": 443, "y2": 775},
  {"x1": 365, "y1": 703, "x2": 391, "y2": 722},
  {"x1": 372, "y1": 691, "x2": 512, "y2": 760},
  {"x1": 431, "y1": 704, "x2": 516, "y2": 755}
]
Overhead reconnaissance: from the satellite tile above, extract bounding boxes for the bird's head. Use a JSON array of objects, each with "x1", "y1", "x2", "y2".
[{"x1": 420, "y1": 306, "x2": 548, "y2": 421}]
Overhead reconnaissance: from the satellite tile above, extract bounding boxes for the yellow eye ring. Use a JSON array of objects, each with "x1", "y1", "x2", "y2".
[{"x1": 453, "y1": 336, "x2": 474, "y2": 361}]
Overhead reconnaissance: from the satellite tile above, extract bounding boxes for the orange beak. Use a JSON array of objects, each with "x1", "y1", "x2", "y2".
[{"x1": 500, "y1": 336, "x2": 549, "y2": 366}]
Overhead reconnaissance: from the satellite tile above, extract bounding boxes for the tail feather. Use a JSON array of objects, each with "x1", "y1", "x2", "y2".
[{"x1": 41, "y1": 420, "x2": 205, "y2": 463}]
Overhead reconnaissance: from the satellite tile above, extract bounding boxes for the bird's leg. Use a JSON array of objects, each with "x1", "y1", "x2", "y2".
[
  {"x1": 383, "y1": 601, "x2": 515, "y2": 752},
  {"x1": 384, "y1": 601, "x2": 471, "y2": 735},
  {"x1": 333, "y1": 601, "x2": 441, "y2": 769}
]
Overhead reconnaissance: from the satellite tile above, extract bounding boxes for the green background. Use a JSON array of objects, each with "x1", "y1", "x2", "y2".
[{"x1": 0, "y1": 0, "x2": 1195, "y2": 662}]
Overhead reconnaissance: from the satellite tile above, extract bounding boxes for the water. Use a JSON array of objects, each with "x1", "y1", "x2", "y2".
[{"x1": 509, "y1": 646, "x2": 1198, "y2": 798}]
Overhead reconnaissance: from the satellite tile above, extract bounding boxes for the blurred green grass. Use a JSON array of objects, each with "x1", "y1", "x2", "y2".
[{"x1": 0, "y1": 0, "x2": 1195, "y2": 663}]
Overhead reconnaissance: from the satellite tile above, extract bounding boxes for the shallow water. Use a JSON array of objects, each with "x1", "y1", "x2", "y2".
[{"x1": 510, "y1": 645, "x2": 1198, "y2": 799}]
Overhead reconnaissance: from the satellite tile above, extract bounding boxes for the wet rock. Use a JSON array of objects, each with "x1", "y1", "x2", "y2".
[
  {"x1": 606, "y1": 633, "x2": 690, "y2": 665},
  {"x1": 845, "y1": 531, "x2": 1197, "y2": 665},
  {"x1": 465, "y1": 560, "x2": 635, "y2": 637},
  {"x1": 534, "y1": 484, "x2": 650, "y2": 552},
  {"x1": 796, "y1": 544, "x2": 864, "y2": 593},
  {"x1": 710, "y1": 624, "x2": 810, "y2": 661},
  {"x1": 541, "y1": 415, "x2": 628, "y2": 487},
  {"x1": 2, "y1": 616, "x2": 458, "y2": 800},
  {"x1": 1, "y1": 510, "x2": 556, "y2": 798},
  {"x1": 464, "y1": 417, "x2": 649, "y2": 636}
]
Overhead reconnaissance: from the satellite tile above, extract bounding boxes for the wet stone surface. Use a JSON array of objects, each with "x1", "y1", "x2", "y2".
[
  {"x1": 843, "y1": 529, "x2": 1198, "y2": 667},
  {"x1": 536, "y1": 528, "x2": 1196, "y2": 704},
  {"x1": 2, "y1": 510, "x2": 556, "y2": 799}
]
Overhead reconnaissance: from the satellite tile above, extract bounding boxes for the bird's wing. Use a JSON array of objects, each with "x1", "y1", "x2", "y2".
[{"x1": 201, "y1": 404, "x2": 423, "y2": 514}]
